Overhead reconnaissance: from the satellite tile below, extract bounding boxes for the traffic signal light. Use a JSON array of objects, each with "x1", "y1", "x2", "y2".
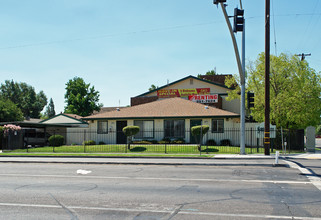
[
  {"x1": 247, "y1": 92, "x2": 254, "y2": 109},
  {"x1": 213, "y1": 0, "x2": 226, "y2": 5},
  {"x1": 233, "y1": 8, "x2": 244, "y2": 32}
]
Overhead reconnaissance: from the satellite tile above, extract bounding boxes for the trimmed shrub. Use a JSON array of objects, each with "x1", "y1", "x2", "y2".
[
  {"x1": 171, "y1": 138, "x2": 185, "y2": 144},
  {"x1": 122, "y1": 126, "x2": 140, "y2": 149},
  {"x1": 83, "y1": 140, "x2": 96, "y2": 145},
  {"x1": 206, "y1": 139, "x2": 216, "y2": 146},
  {"x1": 99, "y1": 141, "x2": 105, "y2": 145},
  {"x1": 159, "y1": 138, "x2": 171, "y2": 144},
  {"x1": 132, "y1": 140, "x2": 153, "y2": 144},
  {"x1": 220, "y1": 139, "x2": 231, "y2": 146},
  {"x1": 122, "y1": 126, "x2": 140, "y2": 137},
  {"x1": 48, "y1": 135, "x2": 64, "y2": 147},
  {"x1": 191, "y1": 125, "x2": 209, "y2": 137}
]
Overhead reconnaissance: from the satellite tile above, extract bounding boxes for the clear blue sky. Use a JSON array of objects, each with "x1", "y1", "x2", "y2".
[{"x1": 0, "y1": 0, "x2": 320, "y2": 114}]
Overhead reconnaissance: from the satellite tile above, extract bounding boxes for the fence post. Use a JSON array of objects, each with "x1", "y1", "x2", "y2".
[
  {"x1": 165, "y1": 143, "x2": 167, "y2": 154},
  {"x1": 26, "y1": 130, "x2": 29, "y2": 153},
  {"x1": 250, "y1": 128, "x2": 252, "y2": 154},
  {"x1": 206, "y1": 132, "x2": 208, "y2": 154},
  {"x1": 53, "y1": 130, "x2": 55, "y2": 153},
  {"x1": 84, "y1": 130, "x2": 86, "y2": 153}
]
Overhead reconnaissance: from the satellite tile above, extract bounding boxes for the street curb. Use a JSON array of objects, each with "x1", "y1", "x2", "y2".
[
  {"x1": 0, "y1": 160, "x2": 286, "y2": 167},
  {"x1": 0, "y1": 155, "x2": 277, "y2": 160}
]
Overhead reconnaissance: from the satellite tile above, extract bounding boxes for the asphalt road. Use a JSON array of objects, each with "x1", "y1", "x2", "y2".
[{"x1": 0, "y1": 161, "x2": 320, "y2": 220}]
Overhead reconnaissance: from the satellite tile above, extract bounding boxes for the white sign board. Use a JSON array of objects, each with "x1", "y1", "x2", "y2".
[
  {"x1": 188, "y1": 94, "x2": 218, "y2": 104},
  {"x1": 255, "y1": 123, "x2": 276, "y2": 139}
]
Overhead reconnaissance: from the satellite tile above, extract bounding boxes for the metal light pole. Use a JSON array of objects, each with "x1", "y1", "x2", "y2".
[
  {"x1": 264, "y1": 0, "x2": 270, "y2": 155},
  {"x1": 215, "y1": 1, "x2": 246, "y2": 154}
]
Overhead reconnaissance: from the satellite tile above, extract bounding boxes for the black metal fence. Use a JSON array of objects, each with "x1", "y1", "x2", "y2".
[{"x1": 1, "y1": 128, "x2": 305, "y2": 154}]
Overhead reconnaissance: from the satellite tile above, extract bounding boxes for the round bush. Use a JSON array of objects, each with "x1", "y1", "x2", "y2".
[
  {"x1": 122, "y1": 126, "x2": 140, "y2": 137},
  {"x1": 206, "y1": 139, "x2": 216, "y2": 146},
  {"x1": 48, "y1": 135, "x2": 64, "y2": 147},
  {"x1": 220, "y1": 139, "x2": 231, "y2": 146},
  {"x1": 83, "y1": 140, "x2": 96, "y2": 145},
  {"x1": 171, "y1": 138, "x2": 185, "y2": 144}
]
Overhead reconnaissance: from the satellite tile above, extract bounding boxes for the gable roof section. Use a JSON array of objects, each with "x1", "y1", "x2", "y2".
[
  {"x1": 40, "y1": 113, "x2": 87, "y2": 124},
  {"x1": 135, "y1": 75, "x2": 232, "y2": 97},
  {"x1": 84, "y1": 97, "x2": 239, "y2": 120}
]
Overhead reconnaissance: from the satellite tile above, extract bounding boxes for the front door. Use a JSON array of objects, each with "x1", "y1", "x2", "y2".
[
  {"x1": 190, "y1": 119, "x2": 202, "y2": 144},
  {"x1": 116, "y1": 121, "x2": 128, "y2": 144}
]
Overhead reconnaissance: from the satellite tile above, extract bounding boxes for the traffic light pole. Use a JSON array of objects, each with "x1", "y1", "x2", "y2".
[
  {"x1": 264, "y1": 0, "x2": 270, "y2": 155},
  {"x1": 240, "y1": 18, "x2": 246, "y2": 155},
  {"x1": 219, "y1": 2, "x2": 246, "y2": 154}
]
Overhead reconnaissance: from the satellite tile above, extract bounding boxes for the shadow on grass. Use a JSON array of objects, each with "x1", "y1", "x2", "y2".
[
  {"x1": 201, "y1": 148, "x2": 219, "y2": 153},
  {"x1": 130, "y1": 147, "x2": 147, "y2": 152}
]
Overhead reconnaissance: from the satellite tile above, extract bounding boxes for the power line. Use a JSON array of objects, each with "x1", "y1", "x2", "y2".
[
  {"x1": 295, "y1": 53, "x2": 311, "y2": 61},
  {"x1": 0, "y1": 21, "x2": 222, "y2": 50},
  {"x1": 0, "y1": 12, "x2": 320, "y2": 51}
]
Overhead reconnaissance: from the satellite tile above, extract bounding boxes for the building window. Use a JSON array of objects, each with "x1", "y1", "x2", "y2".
[
  {"x1": 97, "y1": 121, "x2": 108, "y2": 134},
  {"x1": 212, "y1": 119, "x2": 224, "y2": 133},
  {"x1": 134, "y1": 120, "x2": 154, "y2": 139},
  {"x1": 164, "y1": 119, "x2": 185, "y2": 139}
]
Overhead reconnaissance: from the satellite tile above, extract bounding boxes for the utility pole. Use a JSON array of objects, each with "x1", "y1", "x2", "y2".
[
  {"x1": 295, "y1": 53, "x2": 311, "y2": 61},
  {"x1": 264, "y1": 0, "x2": 270, "y2": 155}
]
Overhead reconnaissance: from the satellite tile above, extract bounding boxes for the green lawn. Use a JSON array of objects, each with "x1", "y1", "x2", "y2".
[{"x1": 5, "y1": 144, "x2": 269, "y2": 154}]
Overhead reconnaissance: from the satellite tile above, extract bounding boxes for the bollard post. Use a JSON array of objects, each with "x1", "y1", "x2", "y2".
[{"x1": 275, "y1": 151, "x2": 279, "y2": 165}]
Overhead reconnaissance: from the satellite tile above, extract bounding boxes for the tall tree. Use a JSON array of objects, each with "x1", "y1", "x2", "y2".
[
  {"x1": 0, "y1": 97, "x2": 24, "y2": 122},
  {"x1": 0, "y1": 80, "x2": 47, "y2": 118},
  {"x1": 225, "y1": 53, "x2": 321, "y2": 129},
  {"x1": 197, "y1": 69, "x2": 217, "y2": 78},
  {"x1": 148, "y1": 84, "x2": 158, "y2": 91},
  {"x1": 45, "y1": 98, "x2": 56, "y2": 118},
  {"x1": 64, "y1": 77, "x2": 102, "y2": 117}
]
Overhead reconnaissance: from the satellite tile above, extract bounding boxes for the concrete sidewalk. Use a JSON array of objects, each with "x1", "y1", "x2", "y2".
[
  {"x1": 0, "y1": 154, "x2": 284, "y2": 167},
  {"x1": 0, "y1": 150, "x2": 319, "y2": 166}
]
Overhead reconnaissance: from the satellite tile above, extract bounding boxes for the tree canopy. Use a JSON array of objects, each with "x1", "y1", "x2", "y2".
[
  {"x1": 0, "y1": 80, "x2": 47, "y2": 119},
  {"x1": 0, "y1": 97, "x2": 24, "y2": 122},
  {"x1": 225, "y1": 53, "x2": 321, "y2": 129},
  {"x1": 197, "y1": 69, "x2": 217, "y2": 78},
  {"x1": 44, "y1": 98, "x2": 56, "y2": 118},
  {"x1": 64, "y1": 77, "x2": 102, "y2": 117},
  {"x1": 148, "y1": 84, "x2": 158, "y2": 91}
]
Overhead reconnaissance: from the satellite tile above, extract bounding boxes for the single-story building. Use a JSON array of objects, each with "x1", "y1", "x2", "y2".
[
  {"x1": 77, "y1": 97, "x2": 243, "y2": 145},
  {"x1": 0, "y1": 113, "x2": 87, "y2": 149}
]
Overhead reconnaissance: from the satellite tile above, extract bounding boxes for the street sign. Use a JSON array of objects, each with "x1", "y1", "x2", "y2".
[{"x1": 255, "y1": 123, "x2": 276, "y2": 138}]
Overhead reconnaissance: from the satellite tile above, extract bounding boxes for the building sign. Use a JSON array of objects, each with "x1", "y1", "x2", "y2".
[
  {"x1": 157, "y1": 88, "x2": 210, "y2": 98},
  {"x1": 188, "y1": 94, "x2": 218, "y2": 103}
]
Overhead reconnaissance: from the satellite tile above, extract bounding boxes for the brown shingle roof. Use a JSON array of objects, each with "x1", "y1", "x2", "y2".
[
  {"x1": 63, "y1": 113, "x2": 83, "y2": 120},
  {"x1": 84, "y1": 97, "x2": 239, "y2": 120},
  {"x1": 199, "y1": 74, "x2": 237, "y2": 89}
]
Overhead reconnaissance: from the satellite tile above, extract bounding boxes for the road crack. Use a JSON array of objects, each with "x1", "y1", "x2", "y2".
[
  {"x1": 49, "y1": 193, "x2": 79, "y2": 220},
  {"x1": 167, "y1": 204, "x2": 184, "y2": 220}
]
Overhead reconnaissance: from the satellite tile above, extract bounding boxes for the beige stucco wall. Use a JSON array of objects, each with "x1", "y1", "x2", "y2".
[
  {"x1": 43, "y1": 116, "x2": 79, "y2": 124},
  {"x1": 144, "y1": 78, "x2": 240, "y2": 114},
  {"x1": 65, "y1": 119, "x2": 261, "y2": 146}
]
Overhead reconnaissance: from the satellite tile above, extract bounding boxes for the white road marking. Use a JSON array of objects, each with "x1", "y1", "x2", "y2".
[
  {"x1": 283, "y1": 160, "x2": 321, "y2": 191},
  {"x1": 0, "y1": 202, "x2": 320, "y2": 219},
  {"x1": 76, "y1": 169, "x2": 92, "y2": 175},
  {"x1": 0, "y1": 173, "x2": 312, "y2": 185}
]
